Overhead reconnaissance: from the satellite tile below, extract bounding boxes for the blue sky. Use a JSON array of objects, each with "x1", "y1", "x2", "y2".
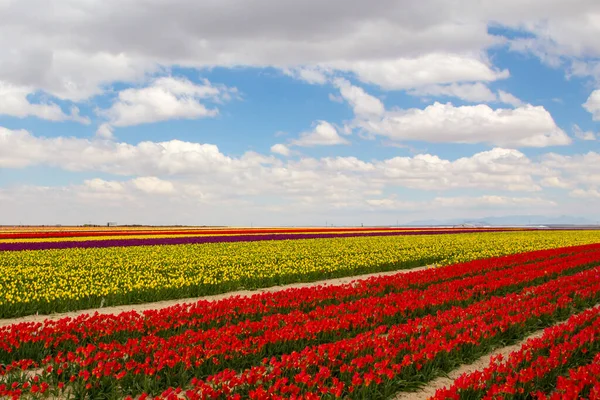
[{"x1": 0, "y1": 0, "x2": 599, "y2": 226}]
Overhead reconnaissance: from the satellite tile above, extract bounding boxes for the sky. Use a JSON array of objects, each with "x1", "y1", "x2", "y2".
[{"x1": 0, "y1": 0, "x2": 599, "y2": 226}]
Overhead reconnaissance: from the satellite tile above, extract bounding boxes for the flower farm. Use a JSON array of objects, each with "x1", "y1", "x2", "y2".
[{"x1": 2, "y1": 227, "x2": 600, "y2": 399}]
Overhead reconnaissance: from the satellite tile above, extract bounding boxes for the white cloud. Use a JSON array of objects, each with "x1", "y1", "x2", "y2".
[
  {"x1": 333, "y1": 78, "x2": 385, "y2": 117},
  {"x1": 0, "y1": 0, "x2": 598, "y2": 101},
  {"x1": 539, "y1": 152, "x2": 600, "y2": 200},
  {"x1": 373, "y1": 147, "x2": 544, "y2": 192},
  {"x1": 282, "y1": 67, "x2": 329, "y2": 84},
  {"x1": 0, "y1": 126, "x2": 257, "y2": 174},
  {"x1": 570, "y1": 189, "x2": 600, "y2": 199},
  {"x1": 327, "y1": 81, "x2": 563, "y2": 148},
  {"x1": 0, "y1": 81, "x2": 90, "y2": 123},
  {"x1": 503, "y1": 6, "x2": 600, "y2": 62},
  {"x1": 0, "y1": 127, "x2": 552, "y2": 197},
  {"x1": 508, "y1": 38, "x2": 563, "y2": 68},
  {"x1": 131, "y1": 176, "x2": 176, "y2": 195},
  {"x1": 569, "y1": 60, "x2": 600, "y2": 84},
  {"x1": 78, "y1": 178, "x2": 132, "y2": 202},
  {"x1": 330, "y1": 54, "x2": 508, "y2": 90},
  {"x1": 270, "y1": 143, "x2": 291, "y2": 156},
  {"x1": 0, "y1": 127, "x2": 546, "y2": 194},
  {"x1": 291, "y1": 121, "x2": 349, "y2": 147},
  {"x1": 3, "y1": 126, "x2": 600, "y2": 222},
  {"x1": 541, "y1": 152, "x2": 600, "y2": 189},
  {"x1": 2, "y1": 125, "x2": 600, "y2": 224},
  {"x1": 573, "y1": 124, "x2": 597, "y2": 141},
  {"x1": 2, "y1": 49, "x2": 155, "y2": 101},
  {"x1": 99, "y1": 76, "x2": 230, "y2": 127},
  {"x1": 328, "y1": 93, "x2": 344, "y2": 103},
  {"x1": 365, "y1": 198, "x2": 418, "y2": 210},
  {"x1": 408, "y1": 83, "x2": 497, "y2": 103},
  {"x1": 540, "y1": 176, "x2": 572, "y2": 189},
  {"x1": 407, "y1": 84, "x2": 525, "y2": 107},
  {"x1": 95, "y1": 123, "x2": 114, "y2": 139},
  {"x1": 366, "y1": 195, "x2": 557, "y2": 212},
  {"x1": 67, "y1": 106, "x2": 91, "y2": 125},
  {"x1": 0, "y1": 2, "x2": 491, "y2": 100},
  {"x1": 84, "y1": 178, "x2": 125, "y2": 193},
  {"x1": 497, "y1": 6, "x2": 600, "y2": 90},
  {"x1": 2, "y1": 181, "x2": 571, "y2": 226},
  {"x1": 431, "y1": 195, "x2": 556, "y2": 208},
  {"x1": 497, "y1": 90, "x2": 524, "y2": 107},
  {"x1": 583, "y1": 90, "x2": 600, "y2": 121},
  {"x1": 356, "y1": 102, "x2": 570, "y2": 147}
]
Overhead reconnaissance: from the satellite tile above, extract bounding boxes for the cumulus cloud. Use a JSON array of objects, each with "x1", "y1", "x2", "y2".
[
  {"x1": 270, "y1": 143, "x2": 291, "y2": 156},
  {"x1": 329, "y1": 54, "x2": 508, "y2": 90},
  {"x1": 569, "y1": 60, "x2": 600, "y2": 84},
  {"x1": 0, "y1": 81, "x2": 90, "y2": 123},
  {"x1": 354, "y1": 102, "x2": 570, "y2": 147},
  {"x1": 431, "y1": 195, "x2": 556, "y2": 208},
  {"x1": 290, "y1": 121, "x2": 349, "y2": 147},
  {"x1": 131, "y1": 176, "x2": 176, "y2": 194},
  {"x1": 0, "y1": 1, "x2": 501, "y2": 99},
  {"x1": 0, "y1": 127, "x2": 553, "y2": 195},
  {"x1": 98, "y1": 76, "x2": 232, "y2": 127},
  {"x1": 406, "y1": 84, "x2": 525, "y2": 107},
  {"x1": 84, "y1": 178, "x2": 125, "y2": 193},
  {"x1": 366, "y1": 195, "x2": 556, "y2": 212},
  {"x1": 2, "y1": 125, "x2": 599, "y2": 224},
  {"x1": 583, "y1": 90, "x2": 600, "y2": 121},
  {"x1": 503, "y1": 5, "x2": 600, "y2": 62},
  {"x1": 0, "y1": 180, "x2": 558, "y2": 226},
  {"x1": 371, "y1": 148, "x2": 545, "y2": 192},
  {"x1": 324, "y1": 79, "x2": 566, "y2": 148},
  {"x1": 570, "y1": 189, "x2": 600, "y2": 199},
  {"x1": 408, "y1": 83, "x2": 497, "y2": 103},
  {"x1": 540, "y1": 152, "x2": 600, "y2": 188},
  {"x1": 501, "y1": 5, "x2": 600, "y2": 90},
  {"x1": 497, "y1": 90, "x2": 524, "y2": 107},
  {"x1": 540, "y1": 176, "x2": 572, "y2": 189},
  {"x1": 0, "y1": 126, "x2": 267, "y2": 174},
  {"x1": 573, "y1": 124, "x2": 597, "y2": 140},
  {"x1": 333, "y1": 78, "x2": 385, "y2": 117},
  {"x1": 95, "y1": 123, "x2": 114, "y2": 139},
  {"x1": 0, "y1": 0, "x2": 598, "y2": 100},
  {"x1": 282, "y1": 67, "x2": 330, "y2": 84}
]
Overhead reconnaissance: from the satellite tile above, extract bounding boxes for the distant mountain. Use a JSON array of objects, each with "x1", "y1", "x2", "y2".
[{"x1": 407, "y1": 215, "x2": 597, "y2": 226}]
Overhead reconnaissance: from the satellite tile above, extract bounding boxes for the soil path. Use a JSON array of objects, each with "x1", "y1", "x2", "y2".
[
  {"x1": 0, "y1": 264, "x2": 434, "y2": 327},
  {"x1": 395, "y1": 305, "x2": 600, "y2": 400}
]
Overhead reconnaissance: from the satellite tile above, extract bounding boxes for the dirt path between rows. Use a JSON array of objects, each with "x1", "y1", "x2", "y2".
[
  {"x1": 395, "y1": 304, "x2": 600, "y2": 400},
  {"x1": 0, "y1": 265, "x2": 434, "y2": 328}
]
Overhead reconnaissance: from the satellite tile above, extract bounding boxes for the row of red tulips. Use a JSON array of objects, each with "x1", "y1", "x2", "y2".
[
  {"x1": 544, "y1": 352, "x2": 600, "y2": 399},
  {"x1": 3, "y1": 243, "x2": 597, "y2": 364},
  {"x1": 169, "y1": 266, "x2": 600, "y2": 400},
  {"x1": 433, "y1": 306, "x2": 600, "y2": 399},
  {"x1": 1, "y1": 247, "x2": 600, "y2": 398}
]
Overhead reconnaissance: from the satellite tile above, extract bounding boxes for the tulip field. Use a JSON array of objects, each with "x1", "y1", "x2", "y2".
[
  {"x1": 2, "y1": 228, "x2": 600, "y2": 319},
  {"x1": 2, "y1": 228, "x2": 600, "y2": 398}
]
